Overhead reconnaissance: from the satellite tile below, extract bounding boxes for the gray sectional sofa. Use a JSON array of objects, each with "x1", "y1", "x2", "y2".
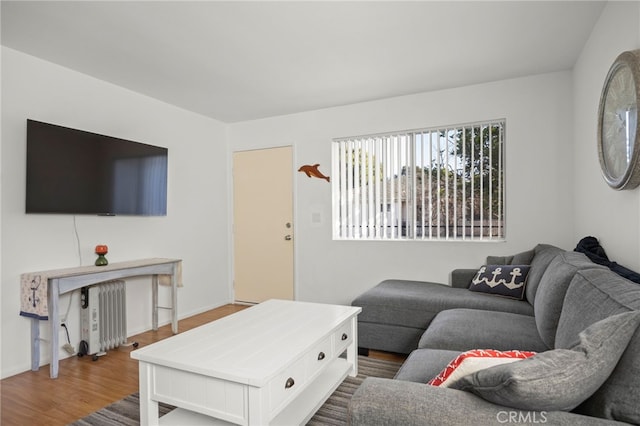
[{"x1": 348, "y1": 244, "x2": 640, "y2": 425}]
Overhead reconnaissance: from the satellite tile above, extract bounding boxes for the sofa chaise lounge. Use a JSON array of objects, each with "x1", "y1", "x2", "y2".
[{"x1": 349, "y1": 244, "x2": 640, "y2": 425}]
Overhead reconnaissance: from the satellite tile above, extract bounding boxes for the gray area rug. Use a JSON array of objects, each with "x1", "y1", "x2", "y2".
[{"x1": 69, "y1": 355, "x2": 402, "y2": 425}]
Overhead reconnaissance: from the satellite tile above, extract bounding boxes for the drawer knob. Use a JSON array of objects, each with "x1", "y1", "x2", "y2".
[
  {"x1": 285, "y1": 377, "x2": 295, "y2": 389},
  {"x1": 317, "y1": 351, "x2": 326, "y2": 361},
  {"x1": 341, "y1": 333, "x2": 348, "y2": 341}
]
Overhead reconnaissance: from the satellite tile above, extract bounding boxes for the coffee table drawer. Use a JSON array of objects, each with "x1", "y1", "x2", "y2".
[
  {"x1": 268, "y1": 356, "x2": 307, "y2": 415},
  {"x1": 334, "y1": 320, "x2": 354, "y2": 354},
  {"x1": 305, "y1": 335, "x2": 333, "y2": 379}
]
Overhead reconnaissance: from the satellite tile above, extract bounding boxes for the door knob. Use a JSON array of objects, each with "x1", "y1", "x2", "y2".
[{"x1": 284, "y1": 235, "x2": 292, "y2": 241}]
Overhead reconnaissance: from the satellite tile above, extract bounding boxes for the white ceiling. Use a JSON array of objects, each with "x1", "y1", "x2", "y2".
[{"x1": 1, "y1": 1, "x2": 605, "y2": 123}]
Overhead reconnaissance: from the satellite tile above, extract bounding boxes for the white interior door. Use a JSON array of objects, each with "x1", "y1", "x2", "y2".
[{"x1": 233, "y1": 146, "x2": 294, "y2": 303}]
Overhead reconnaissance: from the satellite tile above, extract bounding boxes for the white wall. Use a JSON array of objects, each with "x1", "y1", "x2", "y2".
[
  {"x1": 573, "y1": 1, "x2": 640, "y2": 271},
  {"x1": 7, "y1": 2, "x2": 634, "y2": 379},
  {"x1": 229, "y1": 71, "x2": 576, "y2": 305},
  {"x1": 1, "y1": 47, "x2": 231, "y2": 378}
]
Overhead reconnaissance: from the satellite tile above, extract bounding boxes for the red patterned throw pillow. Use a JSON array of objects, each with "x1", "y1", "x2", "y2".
[{"x1": 428, "y1": 349, "x2": 537, "y2": 387}]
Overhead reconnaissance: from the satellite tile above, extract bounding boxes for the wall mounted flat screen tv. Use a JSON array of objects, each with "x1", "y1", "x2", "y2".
[{"x1": 26, "y1": 119, "x2": 168, "y2": 216}]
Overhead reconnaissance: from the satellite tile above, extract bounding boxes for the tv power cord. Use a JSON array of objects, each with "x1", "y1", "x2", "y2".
[{"x1": 61, "y1": 323, "x2": 75, "y2": 355}]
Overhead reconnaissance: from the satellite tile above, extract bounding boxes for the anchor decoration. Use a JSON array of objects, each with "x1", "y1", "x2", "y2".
[
  {"x1": 29, "y1": 276, "x2": 41, "y2": 308},
  {"x1": 469, "y1": 264, "x2": 531, "y2": 299},
  {"x1": 472, "y1": 266, "x2": 525, "y2": 290}
]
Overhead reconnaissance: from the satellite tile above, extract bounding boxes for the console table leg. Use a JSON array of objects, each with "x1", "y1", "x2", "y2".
[
  {"x1": 171, "y1": 272, "x2": 178, "y2": 334},
  {"x1": 152, "y1": 276, "x2": 159, "y2": 331},
  {"x1": 31, "y1": 318, "x2": 40, "y2": 371},
  {"x1": 49, "y1": 279, "x2": 60, "y2": 379}
]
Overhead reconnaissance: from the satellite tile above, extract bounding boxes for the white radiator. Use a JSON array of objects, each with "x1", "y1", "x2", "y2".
[{"x1": 80, "y1": 280, "x2": 127, "y2": 354}]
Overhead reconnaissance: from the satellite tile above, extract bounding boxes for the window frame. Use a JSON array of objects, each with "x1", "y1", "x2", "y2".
[{"x1": 331, "y1": 119, "x2": 506, "y2": 242}]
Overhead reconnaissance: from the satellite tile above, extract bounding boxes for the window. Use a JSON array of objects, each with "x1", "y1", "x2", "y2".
[{"x1": 332, "y1": 120, "x2": 505, "y2": 241}]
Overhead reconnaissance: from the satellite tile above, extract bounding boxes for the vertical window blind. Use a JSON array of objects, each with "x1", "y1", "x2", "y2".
[{"x1": 332, "y1": 120, "x2": 505, "y2": 241}]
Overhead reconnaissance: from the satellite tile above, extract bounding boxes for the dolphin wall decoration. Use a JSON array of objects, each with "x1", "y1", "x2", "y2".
[{"x1": 298, "y1": 164, "x2": 330, "y2": 182}]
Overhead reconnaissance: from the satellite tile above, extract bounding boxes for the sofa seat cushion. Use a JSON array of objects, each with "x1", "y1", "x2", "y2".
[
  {"x1": 349, "y1": 377, "x2": 625, "y2": 426},
  {"x1": 394, "y1": 348, "x2": 461, "y2": 383},
  {"x1": 419, "y1": 308, "x2": 548, "y2": 352},
  {"x1": 555, "y1": 269, "x2": 640, "y2": 424},
  {"x1": 352, "y1": 279, "x2": 534, "y2": 331}
]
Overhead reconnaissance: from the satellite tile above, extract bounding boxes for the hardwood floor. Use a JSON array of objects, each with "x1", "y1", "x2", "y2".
[{"x1": 0, "y1": 304, "x2": 405, "y2": 425}]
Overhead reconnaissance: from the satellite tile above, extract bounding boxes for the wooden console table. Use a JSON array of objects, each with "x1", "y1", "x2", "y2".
[{"x1": 23, "y1": 258, "x2": 181, "y2": 379}]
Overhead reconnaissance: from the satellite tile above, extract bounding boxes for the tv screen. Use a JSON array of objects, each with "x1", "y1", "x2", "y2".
[{"x1": 26, "y1": 119, "x2": 168, "y2": 216}]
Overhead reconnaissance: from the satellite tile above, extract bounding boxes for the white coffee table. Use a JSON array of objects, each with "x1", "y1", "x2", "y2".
[{"x1": 131, "y1": 299, "x2": 361, "y2": 425}]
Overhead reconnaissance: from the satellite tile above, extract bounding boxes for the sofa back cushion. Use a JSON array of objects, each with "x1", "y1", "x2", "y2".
[
  {"x1": 486, "y1": 248, "x2": 535, "y2": 266},
  {"x1": 534, "y1": 251, "x2": 604, "y2": 348},
  {"x1": 524, "y1": 244, "x2": 564, "y2": 305},
  {"x1": 555, "y1": 268, "x2": 640, "y2": 424}
]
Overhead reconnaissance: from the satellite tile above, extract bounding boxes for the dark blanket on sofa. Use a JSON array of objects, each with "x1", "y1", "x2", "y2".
[{"x1": 575, "y1": 236, "x2": 640, "y2": 284}]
